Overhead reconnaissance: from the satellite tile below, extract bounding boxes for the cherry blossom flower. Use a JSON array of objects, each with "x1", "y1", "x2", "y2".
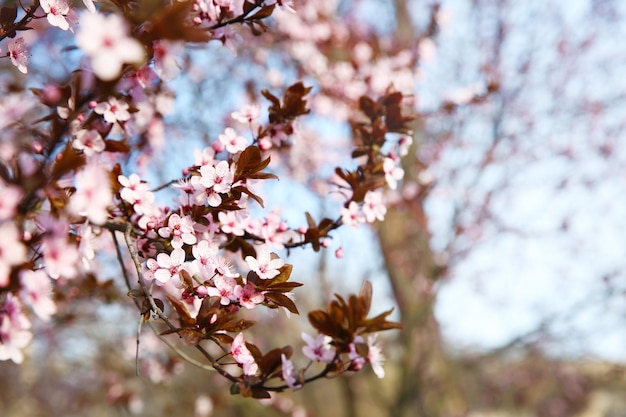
[
  {"x1": 231, "y1": 104, "x2": 260, "y2": 124},
  {"x1": 218, "y1": 211, "x2": 245, "y2": 236},
  {"x1": 206, "y1": 275, "x2": 240, "y2": 305},
  {"x1": 237, "y1": 283, "x2": 264, "y2": 309},
  {"x1": 19, "y1": 269, "x2": 57, "y2": 321},
  {"x1": 218, "y1": 127, "x2": 247, "y2": 154},
  {"x1": 42, "y1": 236, "x2": 80, "y2": 279},
  {"x1": 94, "y1": 97, "x2": 131, "y2": 124},
  {"x1": 0, "y1": 185, "x2": 23, "y2": 221},
  {"x1": 213, "y1": 256, "x2": 238, "y2": 278},
  {"x1": 191, "y1": 239, "x2": 218, "y2": 279},
  {"x1": 340, "y1": 201, "x2": 364, "y2": 227},
  {"x1": 144, "y1": 248, "x2": 186, "y2": 286},
  {"x1": 190, "y1": 176, "x2": 222, "y2": 207},
  {"x1": 0, "y1": 222, "x2": 27, "y2": 287},
  {"x1": 82, "y1": 0, "x2": 96, "y2": 13},
  {"x1": 200, "y1": 160, "x2": 234, "y2": 194},
  {"x1": 193, "y1": 147, "x2": 216, "y2": 167},
  {"x1": 40, "y1": 0, "x2": 71, "y2": 31},
  {"x1": 301, "y1": 332, "x2": 335, "y2": 363},
  {"x1": 281, "y1": 353, "x2": 301, "y2": 388},
  {"x1": 398, "y1": 135, "x2": 413, "y2": 157},
  {"x1": 0, "y1": 294, "x2": 32, "y2": 364},
  {"x1": 72, "y1": 129, "x2": 105, "y2": 156},
  {"x1": 153, "y1": 40, "x2": 183, "y2": 80},
  {"x1": 118, "y1": 173, "x2": 155, "y2": 215},
  {"x1": 7, "y1": 37, "x2": 29, "y2": 74},
  {"x1": 366, "y1": 334, "x2": 385, "y2": 378},
  {"x1": 68, "y1": 162, "x2": 112, "y2": 225},
  {"x1": 245, "y1": 247, "x2": 284, "y2": 279},
  {"x1": 158, "y1": 214, "x2": 197, "y2": 249},
  {"x1": 76, "y1": 12, "x2": 145, "y2": 81},
  {"x1": 231, "y1": 333, "x2": 258, "y2": 376},
  {"x1": 347, "y1": 341, "x2": 365, "y2": 372},
  {"x1": 383, "y1": 157, "x2": 404, "y2": 190},
  {"x1": 362, "y1": 190, "x2": 387, "y2": 223}
]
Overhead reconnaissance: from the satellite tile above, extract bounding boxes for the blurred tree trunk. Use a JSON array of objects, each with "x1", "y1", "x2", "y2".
[{"x1": 373, "y1": 2, "x2": 462, "y2": 416}]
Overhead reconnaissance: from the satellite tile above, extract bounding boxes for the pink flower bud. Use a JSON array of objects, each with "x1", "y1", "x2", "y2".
[
  {"x1": 335, "y1": 247, "x2": 344, "y2": 258},
  {"x1": 258, "y1": 137, "x2": 272, "y2": 151},
  {"x1": 297, "y1": 226, "x2": 307, "y2": 234},
  {"x1": 88, "y1": 100, "x2": 97, "y2": 109},
  {"x1": 321, "y1": 238, "x2": 331, "y2": 248},
  {"x1": 196, "y1": 285, "x2": 208, "y2": 297},
  {"x1": 212, "y1": 140, "x2": 224, "y2": 153}
]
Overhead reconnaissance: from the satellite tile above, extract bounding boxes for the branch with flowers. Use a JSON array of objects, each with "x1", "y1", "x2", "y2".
[{"x1": 0, "y1": 0, "x2": 407, "y2": 399}]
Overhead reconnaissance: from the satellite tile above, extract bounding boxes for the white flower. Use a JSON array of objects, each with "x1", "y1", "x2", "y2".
[
  {"x1": 245, "y1": 247, "x2": 284, "y2": 279},
  {"x1": 94, "y1": 97, "x2": 131, "y2": 124},
  {"x1": 0, "y1": 223, "x2": 27, "y2": 287},
  {"x1": 7, "y1": 37, "x2": 29, "y2": 74},
  {"x1": 68, "y1": 162, "x2": 112, "y2": 225},
  {"x1": 76, "y1": 12, "x2": 145, "y2": 81},
  {"x1": 383, "y1": 157, "x2": 404, "y2": 190},
  {"x1": 72, "y1": 129, "x2": 105, "y2": 156},
  {"x1": 362, "y1": 190, "x2": 387, "y2": 223},
  {"x1": 301, "y1": 332, "x2": 335, "y2": 363},
  {"x1": 40, "y1": 0, "x2": 71, "y2": 31}
]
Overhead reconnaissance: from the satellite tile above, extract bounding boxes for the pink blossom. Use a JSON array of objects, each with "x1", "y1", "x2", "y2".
[
  {"x1": 366, "y1": 334, "x2": 385, "y2": 378},
  {"x1": 40, "y1": 0, "x2": 71, "y2": 31},
  {"x1": 42, "y1": 237, "x2": 80, "y2": 279},
  {"x1": 82, "y1": 0, "x2": 96, "y2": 13},
  {"x1": 301, "y1": 332, "x2": 335, "y2": 363},
  {"x1": 237, "y1": 283, "x2": 264, "y2": 309},
  {"x1": 68, "y1": 162, "x2": 112, "y2": 225},
  {"x1": 200, "y1": 160, "x2": 234, "y2": 194},
  {"x1": 398, "y1": 135, "x2": 413, "y2": 157},
  {"x1": 218, "y1": 127, "x2": 248, "y2": 154},
  {"x1": 0, "y1": 222, "x2": 27, "y2": 287},
  {"x1": 145, "y1": 248, "x2": 186, "y2": 286},
  {"x1": 191, "y1": 239, "x2": 218, "y2": 279},
  {"x1": 362, "y1": 190, "x2": 386, "y2": 223},
  {"x1": 0, "y1": 185, "x2": 23, "y2": 221},
  {"x1": 193, "y1": 147, "x2": 216, "y2": 167},
  {"x1": 231, "y1": 104, "x2": 260, "y2": 124},
  {"x1": 245, "y1": 247, "x2": 284, "y2": 280},
  {"x1": 153, "y1": 40, "x2": 183, "y2": 80},
  {"x1": 206, "y1": 275, "x2": 240, "y2": 305},
  {"x1": 72, "y1": 129, "x2": 105, "y2": 156},
  {"x1": 231, "y1": 333, "x2": 258, "y2": 376},
  {"x1": 281, "y1": 353, "x2": 301, "y2": 388},
  {"x1": 118, "y1": 173, "x2": 155, "y2": 215},
  {"x1": 19, "y1": 269, "x2": 57, "y2": 321},
  {"x1": 213, "y1": 256, "x2": 238, "y2": 278},
  {"x1": 76, "y1": 12, "x2": 145, "y2": 81},
  {"x1": 347, "y1": 341, "x2": 365, "y2": 372},
  {"x1": 8, "y1": 37, "x2": 29, "y2": 74},
  {"x1": 383, "y1": 157, "x2": 404, "y2": 190},
  {"x1": 218, "y1": 211, "x2": 245, "y2": 236},
  {"x1": 95, "y1": 97, "x2": 131, "y2": 124},
  {"x1": 0, "y1": 294, "x2": 32, "y2": 364},
  {"x1": 158, "y1": 214, "x2": 197, "y2": 249},
  {"x1": 190, "y1": 176, "x2": 222, "y2": 207},
  {"x1": 340, "y1": 201, "x2": 364, "y2": 227}
]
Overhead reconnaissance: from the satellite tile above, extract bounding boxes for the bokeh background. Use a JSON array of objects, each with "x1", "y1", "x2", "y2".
[{"x1": 2, "y1": 0, "x2": 626, "y2": 416}]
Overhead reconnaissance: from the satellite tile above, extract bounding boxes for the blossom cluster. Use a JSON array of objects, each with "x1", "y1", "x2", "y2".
[{"x1": 0, "y1": 0, "x2": 406, "y2": 398}]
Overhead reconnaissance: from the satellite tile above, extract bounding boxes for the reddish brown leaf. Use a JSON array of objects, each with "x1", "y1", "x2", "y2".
[
  {"x1": 264, "y1": 292, "x2": 299, "y2": 315},
  {"x1": 166, "y1": 294, "x2": 196, "y2": 328}
]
